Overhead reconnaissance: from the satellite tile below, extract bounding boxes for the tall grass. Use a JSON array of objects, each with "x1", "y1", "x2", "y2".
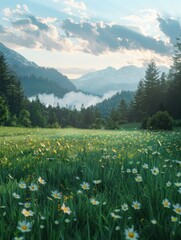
[{"x1": 0, "y1": 127, "x2": 181, "y2": 239}]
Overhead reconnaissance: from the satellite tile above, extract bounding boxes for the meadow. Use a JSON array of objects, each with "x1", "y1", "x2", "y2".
[{"x1": 0, "y1": 127, "x2": 181, "y2": 240}]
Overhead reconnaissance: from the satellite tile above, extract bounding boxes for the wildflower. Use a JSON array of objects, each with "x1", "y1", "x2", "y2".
[
  {"x1": 77, "y1": 190, "x2": 83, "y2": 194},
  {"x1": 142, "y1": 163, "x2": 148, "y2": 169},
  {"x1": 41, "y1": 216, "x2": 46, "y2": 220},
  {"x1": 162, "y1": 199, "x2": 171, "y2": 208},
  {"x1": 121, "y1": 203, "x2": 129, "y2": 211},
  {"x1": 115, "y1": 226, "x2": 120, "y2": 230},
  {"x1": 61, "y1": 203, "x2": 72, "y2": 214},
  {"x1": 110, "y1": 212, "x2": 121, "y2": 219},
  {"x1": 24, "y1": 202, "x2": 31, "y2": 208},
  {"x1": 80, "y1": 182, "x2": 90, "y2": 190},
  {"x1": 135, "y1": 175, "x2": 142, "y2": 182},
  {"x1": 151, "y1": 219, "x2": 157, "y2": 224},
  {"x1": 166, "y1": 181, "x2": 172, "y2": 187},
  {"x1": 14, "y1": 237, "x2": 24, "y2": 240},
  {"x1": 21, "y1": 209, "x2": 34, "y2": 217},
  {"x1": 132, "y1": 201, "x2": 141, "y2": 210},
  {"x1": 29, "y1": 183, "x2": 38, "y2": 191},
  {"x1": 93, "y1": 180, "x2": 102, "y2": 184},
  {"x1": 40, "y1": 225, "x2": 45, "y2": 229},
  {"x1": 125, "y1": 226, "x2": 139, "y2": 240},
  {"x1": 75, "y1": 176, "x2": 80, "y2": 180},
  {"x1": 90, "y1": 198, "x2": 100, "y2": 205},
  {"x1": 13, "y1": 193, "x2": 20, "y2": 199},
  {"x1": 151, "y1": 167, "x2": 159, "y2": 175},
  {"x1": 51, "y1": 190, "x2": 62, "y2": 199},
  {"x1": 132, "y1": 168, "x2": 138, "y2": 174},
  {"x1": 17, "y1": 220, "x2": 32, "y2": 233},
  {"x1": 126, "y1": 169, "x2": 131, "y2": 173},
  {"x1": 54, "y1": 220, "x2": 59, "y2": 225},
  {"x1": 176, "y1": 172, "x2": 181, "y2": 177},
  {"x1": 173, "y1": 203, "x2": 181, "y2": 215},
  {"x1": 65, "y1": 218, "x2": 70, "y2": 223},
  {"x1": 114, "y1": 209, "x2": 120, "y2": 212},
  {"x1": 18, "y1": 181, "x2": 27, "y2": 189},
  {"x1": 174, "y1": 183, "x2": 181, "y2": 187},
  {"x1": 178, "y1": 188, "x2": 181, "y2": 194},
  {"x1": 171, "y1": 216, "x2": 178, "y2": 222},
  {"x1": 38, "y1": 177, "x2": 46, "y2": 185}
]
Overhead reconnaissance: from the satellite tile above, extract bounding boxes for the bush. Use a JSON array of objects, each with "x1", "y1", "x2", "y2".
[
  {"x1": 141, "y1": 116, "x2": 149, "y2": 129},
  {"x1": 147, "y1": 111, "x2": 173, "y2": 130}
]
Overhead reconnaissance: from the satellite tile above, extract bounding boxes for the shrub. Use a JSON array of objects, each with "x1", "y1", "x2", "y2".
[{"x1": 147, "y1": 111, "x2": 173, "y2": 130}]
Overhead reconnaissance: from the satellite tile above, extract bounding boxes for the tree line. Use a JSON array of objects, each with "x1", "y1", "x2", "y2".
[{"x1": 0, "y1": 38, "x2": 181, "y2": 129}]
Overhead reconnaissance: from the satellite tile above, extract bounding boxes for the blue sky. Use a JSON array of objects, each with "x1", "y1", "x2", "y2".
[{"x1": 0, "y1": 0, "x2": 181, "y2": 78}]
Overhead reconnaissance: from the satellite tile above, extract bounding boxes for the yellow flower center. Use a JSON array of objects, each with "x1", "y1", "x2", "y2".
[
  {"x1": 128, "y1": 232, "x2": 135, "y2": 238},
  {"x1": 176, "y1": 208, "x2": 181, "y2": 213},
  {"x1": 21, "y1": 225, "x2": 28, "y2": 230}
]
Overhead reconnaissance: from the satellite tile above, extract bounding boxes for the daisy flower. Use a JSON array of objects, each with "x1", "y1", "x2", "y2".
[
  {"x1": 51, "y1": 190, "x2": 62, "y2": 199},
  {"x1": 80, "y1": 182, "x2": 90, "y2": 190},
  {"x1": 171, "y1": 216, "x2": 178, "y2": 222},
  {"x1": 166, "y1": 181, "x2": 172, "y2": 187},
  {"x1": 142, "y1": 163, "x2": 149, "y2": 169},
  {"x1": 17, "y1": 220, "x2": 32, "y2": 233},
  {"x1": 162, "y1": 199, "x2": 171, "y2": 208},
  {"x1": 121, "y1": 203, "x2": 129, "y2": 211},
  {"x1": 125, "y1": 226, "x2": 139, "y2": 240},
  {"x1": 13, "y1": 193, "x2": 20, "y2": 199},
  {"x1": 135, "y1": 175, "x2": 142, "y2": 182},
  {"x1": 18, "y1": 181, "x2": 26, "y2": 189},
  {"x1": 24, "y1": 202, "x2": 31, "y2": 208},
  {"x1": 38, "y1": 177, "x2": 46, "y2": 185},
  {"x1": 90, "y1": 198, "x2": 100, "y2": 205},
  {"x1": 21, "y1": 209, "x2": 34, "y2": 217},
  {"x1": 151, "y1": 167, "x2": 159, "y2": 175},
  {"x1": 132, "y1": 168, "x2": 138, "y2": 174},
  {"x1": 173, "y1": 203, "x2": 181, "y2": 215},
  {"x1": 61, "y1": 203, "x2": 72, "y2": 214},
  {"x1": 29, "y1": 183, "x2": 38, "y2": 191},
  {"x1": 132, "y1": 201, "x2": 141, "y2": 210}
]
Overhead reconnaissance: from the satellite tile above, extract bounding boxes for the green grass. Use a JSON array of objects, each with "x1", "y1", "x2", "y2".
[{"x1": 0, "y1": 127, "x2": 181, "y2": 240}]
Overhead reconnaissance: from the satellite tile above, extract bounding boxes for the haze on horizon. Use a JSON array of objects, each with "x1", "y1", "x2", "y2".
[{"x1": 0, "y1": 0, "x2": 181, "y2": 78}]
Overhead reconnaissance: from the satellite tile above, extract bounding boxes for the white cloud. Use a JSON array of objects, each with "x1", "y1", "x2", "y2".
[
  {"x1": 65, "y1": 0, "x2": 86, "y2": 10},
  {"x1": 29, "y1": 91, "x2": 117, "y2": 110},
  {"x1": 3, "y1": 4, "x2": 29, "y2": 18},
  {"x1": 63, "y1": 0, "x2": 89, "y2": 19},
  {"x1": 120, "y1": 9, "x2": 170, "y2": 43}
]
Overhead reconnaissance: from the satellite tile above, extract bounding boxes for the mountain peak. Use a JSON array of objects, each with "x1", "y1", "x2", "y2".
[{"x1": 0, "y1": 42, "x2": 38, "y2": 68}]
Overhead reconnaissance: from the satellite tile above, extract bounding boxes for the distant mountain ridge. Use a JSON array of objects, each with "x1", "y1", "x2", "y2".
[
  {"x1": 72, "y1": 65, "x2": 169, "y2": 95},
  {"x1": 0, "y1": 42, "x2": 76, "y2": 98}
]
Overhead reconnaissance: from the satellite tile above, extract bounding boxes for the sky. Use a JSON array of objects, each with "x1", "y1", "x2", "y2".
[{"x1": 0, "y1": 0, "x2": 181, "y2": 78}]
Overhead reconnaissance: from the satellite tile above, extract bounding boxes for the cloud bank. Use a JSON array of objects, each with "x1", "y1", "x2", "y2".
[
  {"x1": 1, "y1": 4, "x2": 178, "y2": 57},
  {"x1": 29, "y1": 91, "x2": 117, "y2": 110}
]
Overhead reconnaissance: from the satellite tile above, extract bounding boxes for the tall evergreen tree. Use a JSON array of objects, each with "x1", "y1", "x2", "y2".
[
  {"x1": 166, "y1": 38, "x2": 181, "y2": 118},
  {"x1": 142, "y1": 60, "x2": 161, "y2": 115}
]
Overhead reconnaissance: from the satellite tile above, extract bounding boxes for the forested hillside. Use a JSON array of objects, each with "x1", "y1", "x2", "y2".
[{"x1": 0, "y1": 42, "x2": 76, "y2": 98}]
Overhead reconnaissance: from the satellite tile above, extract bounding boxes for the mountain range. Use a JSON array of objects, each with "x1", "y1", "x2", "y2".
[
  {"x1": 0, "y1": 42, "x2": 76, "y2": 98},
  {"x1": 72, "y1": 65, "x2": 169, "y2": 95},
  {"x1": 0, "y1": 42, "x2": 169, "y2": 103}
]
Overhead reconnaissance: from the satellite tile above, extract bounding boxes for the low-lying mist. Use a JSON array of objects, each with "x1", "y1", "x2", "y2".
[{"x1": 29, "y1": 91, "x2": 117, "y2": 110}]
